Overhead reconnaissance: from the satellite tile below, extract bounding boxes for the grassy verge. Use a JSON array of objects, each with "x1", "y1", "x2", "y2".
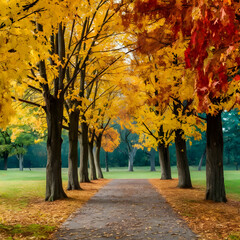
[
  {"x1": 0, "y1": 167, "x2": 239, "y2": 239},
  {"x1": 0, "y1": 171, "x2": 110, "y2": 240}
]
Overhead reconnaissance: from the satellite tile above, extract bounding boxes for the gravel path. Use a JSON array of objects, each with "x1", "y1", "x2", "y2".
[{"x1": 55, "y1": 179, "x2": 197, "y2": 240}]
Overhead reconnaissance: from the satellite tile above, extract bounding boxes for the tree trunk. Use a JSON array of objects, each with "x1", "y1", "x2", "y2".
[
  {"x1": 150, "y1": 148, "x2": 156, "y2": 172},
  {"x1": 3, "y1": 152, "x2": 8, "y2": 170},
  {"x1": 94, "y1": 135, "x2": 103, "y2": 178},
  {"x1": 105, "y1": 151, "x2": 109, "y2": 172},
  {"x1": 18, "y1": 154, "x2": 24, "y2": 171},
  {"x1": 158, "y1": 143, "x2": 171, "y2": 179},
  {"x1": 128, "y1": 158, "x2": 134, "y2": 171},
  {"x1": 45, "y1": 95, "x2": 67, "y2": 201},
  {"x1": 198, "y1": 148, "x2": 206, "y2": 171},
  {"x1": 128, "y1": 148, "x2": 137, "y2": 172},
  {"x1": 67, "y1": 110, "x2": 81, "y2": 190},
  {"x1": 88, "y1": 141, "x2": 97, "y2": 180},
  {"x1": 79, "y1": 122, "x2": 90, "y2": 183},
  {"x1": 175, "y1": 129, "x2": 192, "y2": 188},
  {"x1": 206, "y1": 112, "x2": 227, "y2": 202}
]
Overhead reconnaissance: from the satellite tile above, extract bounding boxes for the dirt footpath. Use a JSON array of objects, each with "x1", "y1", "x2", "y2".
[{"x1": 55, "y1": 179, "x2": 197, "y2": 240}]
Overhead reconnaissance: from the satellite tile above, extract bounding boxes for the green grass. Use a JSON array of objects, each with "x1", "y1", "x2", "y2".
[
  {"x1": 0, "y1": 167, "x2": 239, "y2": 239},
  {"x1": 0, "y1": 166, "x2": 240, "y2": 202}
]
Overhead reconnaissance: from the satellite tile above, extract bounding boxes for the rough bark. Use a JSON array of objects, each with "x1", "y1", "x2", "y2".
[
  {"x1": 41, "y1": 23, "x2": 67, "y2": 201},
  {"x1": 45, "y1": 95, "x2": 67, "y2": 201},
  {"x1": 94, "y1": 135, "x2": 104, "y2": 178},
  {"x1": 79, "y1": 122, "x2": 90, "y2": 183},
  {"x1": 67, "y1": 110, "x2": 81, "y2": 190},
  {"x1": 198, "y1": 148, "x2": 206, "y2": 171},
  {"x1": 105, "y1": 151, "x2": 109, "y2": 172},
  {"x1": 88, "y1": 140, "x2": 97, "y2": 180},
  {"x1": 205, "y1": 112, "x2": 227, "y2": 202},
  {"x1": 158, "y1": 143, "x2": 172, "y2": 179},
  {"x1": 150, "y1": 148, "x2": 156, "y2": 172},
  {"x1": 175, "y1": 130, "x2": 192, "y2": 188}
]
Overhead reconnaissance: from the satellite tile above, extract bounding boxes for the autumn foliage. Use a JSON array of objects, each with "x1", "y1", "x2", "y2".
[{"x1": 102, "y1": 128, "x2": 120, "y2": 152}]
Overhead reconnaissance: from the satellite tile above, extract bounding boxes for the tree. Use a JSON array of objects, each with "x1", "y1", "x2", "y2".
[
  {"x1": 117, "y1": 127, "x2": 138, "y2": 172},
  {"x1": 102, "y1": 127, "x2": 120, "y2": 172},
  {"x1": 144, "y1": 148, "x2": 156, "y2": 172},
  {"x1": 117, "y1": 0, "x2": 240, "y2": 198},
  {"x1": 25, "y1": 0, "x2": 86, "y2": 201},
  {"x1": 184, "y1": 1, "x2": 240, "y2": 202},
  {"x1": 0, "y1": 0, "x2": 43, "y2": 128},
  {"x1": 60, "y1": 0, "x2": 127, "y2": 183},
  {"x1": 222, "y1": 110, "x2": 240, "y2": 170},
  {"x1": 12, "y1": 0, "x2": 124, "y2": 198},
  {"x1": 11, "y1": 126, "x2": 37, "y2": 171},
  {"x1": 0, "y1": 129, "x2": 12, "y2": 170}
]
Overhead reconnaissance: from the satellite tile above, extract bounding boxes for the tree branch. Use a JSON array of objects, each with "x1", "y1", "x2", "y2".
[{"x1": 11, "y1": 96, "x2": 45, "y2": 109}]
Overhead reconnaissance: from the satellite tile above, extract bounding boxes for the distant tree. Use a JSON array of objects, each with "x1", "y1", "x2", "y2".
[
  {"x1": 148, "y1": 148, "x2": 156, "y2": 172},
  {"x1": 11, "y1": 125, "x2": 38, "y2": 171},
  {"x1": 222, "y1": 110, "x2": 240, "y2": 170},
  {"x1": 102, "y1": 127, "x2": 120, "y2": 172},
  {"x1": 0, "y1": 129, "x2": 12, "y2": 170},
  {"x1": 119, "y1": 127, "x2": 138, "y2": 172}
]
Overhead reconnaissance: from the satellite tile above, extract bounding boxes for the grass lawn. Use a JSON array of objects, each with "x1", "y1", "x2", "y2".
[
  {"x1": 0, "y1": 166, "x2": 239, "y2": 239},
  {"x1": 0, "y1": 169, "x2": 109, "y2": 239},
  {"x1": 1, "y1": 166, "x2": 240, "y2": 199}
]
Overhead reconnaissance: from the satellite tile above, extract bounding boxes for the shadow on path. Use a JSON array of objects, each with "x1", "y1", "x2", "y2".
[{"x1": 55, "y1": 179, "x2": 197, "y2": 240}]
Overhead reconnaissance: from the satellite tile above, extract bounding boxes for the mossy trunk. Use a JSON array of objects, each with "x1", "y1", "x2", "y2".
[
  {"x1": 175, "y1": 129, "x2": 192, "y2": 188},
  {"x1": 206, "y1": 112, "x2": 227, "y2": 202},
  {"x1": 158, "y1": 143, "x2": 171, "y2": 180},
  {"x1": 67, "y1": 110, "x2": 81, "y2": 190}
]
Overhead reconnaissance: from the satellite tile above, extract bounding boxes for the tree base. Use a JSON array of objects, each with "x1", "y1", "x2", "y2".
[
  {"x1": 177, "y1": 183, "x2": 192, "y2": 189},
  {"x1": 160, "y1": 176, "x2": 172, "y2": 180},
  {"x1": 45, "y1": 191, "x2": 67, "y2": 202},
  {"x1": 90, "y1": 176, "x2": 98, "y2": 181},
  {"x1": 206, "y1": 190, "x2": 227, "y2": 203},
  {"x1": 67, "y1": 185, "x2": 82, "y2": 191},
  {"x1": 80, "y1": 178, "x2": 91, "y2": 183}
]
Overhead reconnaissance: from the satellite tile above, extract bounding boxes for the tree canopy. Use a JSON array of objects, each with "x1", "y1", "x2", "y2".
[{"x1": 1, "y1": 0, "x2": 240, "y2": 202}]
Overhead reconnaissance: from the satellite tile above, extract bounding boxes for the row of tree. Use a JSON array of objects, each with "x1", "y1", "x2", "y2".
[
  {"x1": 1, "y1": 0, "x2": 128, "y2": 201},
  {"x1": 2, "y1": 116, "x2": 240, "y2": 171},
  {"x1": 1, "y1": 0, "x2": 240, "y2": 203},
  {"x1": 114, "y1": 0, "x2": 240, "y2": 203}
]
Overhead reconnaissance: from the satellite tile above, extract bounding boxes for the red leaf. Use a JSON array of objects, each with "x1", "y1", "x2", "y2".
[{"x1": 234, "y1": 75, "x2": 240, "y2": 81}]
